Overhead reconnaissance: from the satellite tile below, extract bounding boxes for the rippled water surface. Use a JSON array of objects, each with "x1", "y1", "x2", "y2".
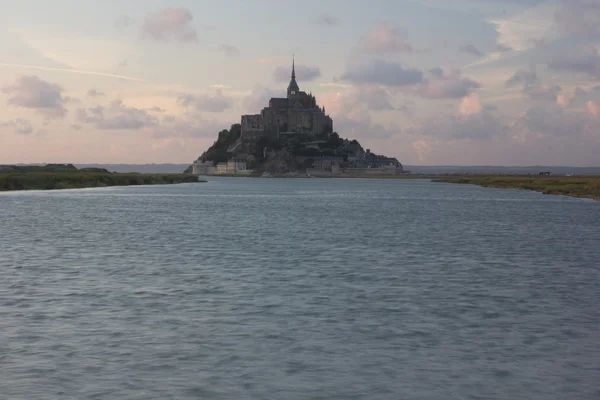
[{"x1": 1, "y1": 178, "x2": 599, "y2": 399}]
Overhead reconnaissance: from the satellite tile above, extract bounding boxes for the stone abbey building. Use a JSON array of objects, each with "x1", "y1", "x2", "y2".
[{"x1": 240, "y1": 58, "x2": 333, "y2": 140}]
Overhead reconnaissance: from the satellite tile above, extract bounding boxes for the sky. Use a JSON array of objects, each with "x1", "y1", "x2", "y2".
[{"x1": 0, "y1": 0, "x2": 599, "y2": 166}]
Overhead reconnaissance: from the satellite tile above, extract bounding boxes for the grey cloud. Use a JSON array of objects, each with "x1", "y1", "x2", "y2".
[
  {"x1": 357, "y1": 87, "x2": 395, "y2": 111},
  {"x1": 415, "y1": 69, "x2": 480, "y2": 99},
  {"x1": 142, "y1": 8, "x2": 198, "y2": 43},
  {"x1": 505, "y1": 69, "x2": 539, "y2": 88},
  {"x1": 1, "y1": 75, "x2": 67, "y2": 118},
  {"x1": 177, "y1": 90, "x2": 232, "y2": 112},
  {"x1": 460, "y1": 44, "x2": 484, "y2": 57},
  {"x1": 496, "y1": 43, "x2": 513, "y2": 52},
  {"x1": 243, "y1": 85, "x2": 277, "y2": 112},
  {"x1": 555, "y1": 1, "x2": 600, "y2": 39},
  {"x1": 527, "y1": 84, "x2": 562, "y2": 102},
  {"x1": 273, "y1": 65, "x2": 321, "y2": 83},
  {"x1": 341, "y1": 59, "x2": 423, "y2": 86},
  {"x1": 505, "y1": 69, "x2": 562, "y2": 101},
  {"x1": 219, "y1": 44, "x2": 241, "y2": 57},
  {"x1": 87, "y1": 88, "x2": 105, "y2": 97},
  {"x1": 77, "y1": 100, "x2": 158, "y2": 130},
  {"x1": 512, "y1": 105, "x2": 598, "y2": 138},
  {"x1": 0, "y1": 118, "x2": 33, "y2": 135},
  {"x1": 547, "y1": 45, "x2": 600, "y2": 79},
  {"x1": 315, "y1": 13, "x2": 339, "y2": 26}
]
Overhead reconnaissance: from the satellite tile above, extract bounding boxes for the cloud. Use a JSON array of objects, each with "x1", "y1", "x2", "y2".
[
  {"x1": 0, "y1": 118, "x2": 33, "y2": 135},
  {"x1": 1, "y1": 75, "x2": 67, "y2": 118},
  {"x1": 555, "y1": 86, "x2": 600, "y2": 108},
  {"x1": 588, "y1": 101, "x2": 599, "y2": 117},
  {"x1": 460, "y1": 44, "x2": 484, "y2": 57},
  {"x1": 459, "y1": 93, "x2": 483, "y2": 117},
  {"x1": 505, "y1": 68, "x2": 562, "y2": 102},
  {"x1": 526, "y1": 84, "x2": 562, "y2": 102},
  {"x1": 360, "y1": 23, "x2": 414, "y2": 54},
  {"x1": 554, "y1": 1, "x2": 600, "y2": 39},
  {"x1": 341, "y1": 59, "x2": 423, "y2": 86},
  {"x1": 505, "y1": 68, "x2": 538, "y2": 88},
  {"x1": 0, "y1": 62, "x2": 145, "y2": 82},
  {"x1": 547, "y1": 44, "x2": 600, "y2": 79},
  {"x1": 488, "y1": 2, "x2": 561, "y2": 52},
  {"x1": 315, "y1": 13, "x2": 339, "y2": 26},
  {"x1": 115, "y1": 14, "x2": 134, "y2": 30},
  {"x1": 77, "y1": 99, "x2": 159, "y2": 130},
  {"x1": 512, "y1": 105, "x2": 599, "y2": 139},
  {"x1": 141, "y1": 7, "x2": 198, "y2": 43},
  {"x1": 177, "y1": 90, "x2": 232, "y2": 112},
  {"x1": 146, "y1": 106, "x2": 166, "y2": 112},
  {"x1": 87, "y1": 88, "x2": 105, "y2": 97},
  {"x1": 417, "y1": 98, "x2": 507, "y2": 140},
  {"x1": 357, "y1": 87, "x2": 395, "y2": 111},
  {"x1": 414, "y1": 68, "x2": 480, "y2": 99},
  {"x1": 273, "y1": 65, "x2": 321, "y2": 82},
  {"x1": 243, "y1": 85, "x2": 277, "y2": 112},
  {"x1": 218, "y1": 44, "x2": 240, "y2": 57},
  {"x1": 318, "y1": 90, "x2": 400, "y2": 140}
]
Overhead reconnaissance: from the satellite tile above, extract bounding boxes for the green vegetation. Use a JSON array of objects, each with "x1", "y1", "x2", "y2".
[
  {"x1": 199, "y1": 124, "x2": 242, "y2": 165},
  {"x1": 0, "y1": 165, "x2": 202, "y2": 191},
  {"x1": 433, "y1": 176, "x2": 600, "y2": 200}
]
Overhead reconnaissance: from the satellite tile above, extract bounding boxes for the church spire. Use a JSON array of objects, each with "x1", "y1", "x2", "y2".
[{"x1": 287, "y1": 54, "x2": 299, "y2": 98}]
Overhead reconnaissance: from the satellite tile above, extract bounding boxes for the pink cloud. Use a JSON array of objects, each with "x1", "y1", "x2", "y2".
[
  {"x1": 360, "y1": 23, "x2": 414, "y2": 54},
  {"x1": 459, "y1": 93, "x2": 483, "y2": 117},
  {"x1": 587, "y1": 101, "x2": 599, "y2": 117},
  {"x1": 1, "y1": 75, "x2": 67, "y2": 118},
  {"x1": 142, "y1": 8, "x2": 198, "y2": 42}
]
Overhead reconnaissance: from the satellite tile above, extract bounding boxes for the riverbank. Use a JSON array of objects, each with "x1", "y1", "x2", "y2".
[
  {"x1": 432, "y1": 176, "x2": 600, "y2": 200},
  {"x1": 0, "y1": 172, "x2": 203, "y2": 191}
]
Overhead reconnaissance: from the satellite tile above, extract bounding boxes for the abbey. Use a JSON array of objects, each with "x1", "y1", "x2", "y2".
[{"x1": 240, "y1": 58, "x2": 333, "y2": 140}]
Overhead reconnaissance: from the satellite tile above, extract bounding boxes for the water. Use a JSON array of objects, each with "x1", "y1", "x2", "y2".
[{"x1": 1, "y1": 178, "x2": 599, "y2": 400}]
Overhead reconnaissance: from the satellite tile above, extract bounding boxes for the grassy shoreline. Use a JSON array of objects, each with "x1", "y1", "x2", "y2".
[
  {"x1": 0, "y1": 172, "x2": 203, "y2": 192},
  {"x1": 432, "y1": 176, "x2": 600, "y2": 200}
]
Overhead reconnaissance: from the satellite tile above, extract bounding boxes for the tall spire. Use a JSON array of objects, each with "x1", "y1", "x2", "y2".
[
  {"x1": 292, "y1": 55, "x2": 296, "y2": 79},
  {"x1": 287, "y1": 54, "x2": 299, "y2": 97}
]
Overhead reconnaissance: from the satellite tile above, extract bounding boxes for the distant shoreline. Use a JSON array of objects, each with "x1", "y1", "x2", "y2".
[
  {"x1": 0, "y1": 172, "x2": 203, "y2": 192},
  {"x1": 432, "y1": 176, "x2": 600, "y2": 201}
]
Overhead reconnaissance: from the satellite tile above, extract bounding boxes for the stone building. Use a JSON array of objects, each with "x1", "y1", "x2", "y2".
[{"x1": 241, "y1": 58, "x2": 333, "y2": 141}]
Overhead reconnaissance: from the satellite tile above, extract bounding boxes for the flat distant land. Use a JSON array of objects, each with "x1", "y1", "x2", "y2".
[
  {"x1": 433, "y1": 176, "x2": 600, "y2": 201},
  {"x1": 0, "y1": 164, "x2": 202, "y2": 191}
]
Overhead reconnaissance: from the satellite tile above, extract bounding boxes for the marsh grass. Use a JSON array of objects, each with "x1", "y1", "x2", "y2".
[
  {"x1": 0, "y1": 172, "x2": 201, "y2": 191},
  {"x1": 433, "y1": 176, "x2": 600, "y2": 200}
]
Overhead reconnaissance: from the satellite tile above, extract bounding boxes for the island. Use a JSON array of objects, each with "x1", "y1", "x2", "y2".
[
  {"x1": 185, "y1": 58, "x2": 405, "y2": 178},
  {"x1": 0, "y1": 164, "x2": 202, "y2": 191}
]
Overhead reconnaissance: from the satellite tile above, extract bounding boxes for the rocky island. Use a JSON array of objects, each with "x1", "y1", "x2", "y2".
[
  {"x1": 0, "y1": 164, "x2": 201, "y2": 191},
  {"x1": 186, "y1": 59, "x2": 404, "y2": 177}
]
